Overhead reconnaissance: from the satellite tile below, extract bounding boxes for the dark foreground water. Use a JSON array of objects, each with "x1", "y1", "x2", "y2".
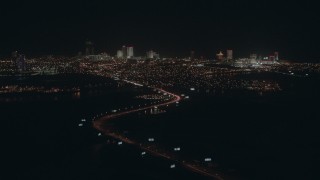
[
  {"x1": 1, "y1": 74, "x2": 210, "y2": 180},
  {"x1": 2, "y1": 73, "x2": 320, "y2": 180}
]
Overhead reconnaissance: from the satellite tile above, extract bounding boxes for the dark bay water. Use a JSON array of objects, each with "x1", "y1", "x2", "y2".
[
  {"x1": 2, "y1": 73, "x2": 320, "y2": 180},
  {"x1": 1, "y1": 74, "x2": 211, "y2": 180},
  {"x1": 111, "y1": 73, "x2": 320, "y2": 180}
]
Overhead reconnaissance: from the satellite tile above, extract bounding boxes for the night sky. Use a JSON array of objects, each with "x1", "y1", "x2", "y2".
[{"x1": 1, "y1": 0, "x2": 319, "y2": 61}]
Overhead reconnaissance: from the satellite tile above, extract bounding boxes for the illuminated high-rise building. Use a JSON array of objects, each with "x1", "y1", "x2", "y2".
[
  {"x1": 154, "y1": 52, "x2": 160, "y2": 59},
  {"x1": 269, "y1": 55, "x2": 275, "y2": 62},
  {"x1": 227, "y1": 50, "x2": 233, "y2": 60},
  {"x1": 216, "y1": 51, "x2": 224, "y2": 60},
  {"x1": 122, "y1": 46, "x2": 127, "y2": 59},
  {"x1": 127, "y1": 46, "x2": 134, "y2": 58},
  {"x1": 146, "y1": 50, "x2": 160, "y2": 59},
  {"x1": 274, "y1": 52, "x2": 279, "y2": 61},
  {"x1": 250, "y1": 54, "x2": 257, "y2": 60},
  {"x1": 147, "y1": 50, "x2": 154, "y2": 59},
  {"x1": 117, "y1": 50, "x2": 123, "y2": 58},
  {"x1": 147, "y1": 50, "x2": 160, "y2": 59}
]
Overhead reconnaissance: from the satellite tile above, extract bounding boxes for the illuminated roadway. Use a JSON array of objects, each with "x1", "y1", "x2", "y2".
[{"x1": 93, "y1": 80, "x2": 226, "y2": 180}]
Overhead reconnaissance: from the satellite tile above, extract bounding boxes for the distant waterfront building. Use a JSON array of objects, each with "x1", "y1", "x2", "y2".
[
  {"x1": 16, "y1": 54, "x2": 26, "y2": 72},
  {"x1": 146, "y1": 50, "x2": 160, "y2": 59},
  {"x1": 122, "y1": 46, "x2": 127, "y2": 59},
  {"x1": 250, "y1": 54, "x2": 258, "y2": 60},
  {"x1": 117, "y1": 50, "x2": 124, "y2": 58},
  {"x1": 190, "y1": 51, "x2": 195, "y2": 60},
  {"x1": 154, "y1": 52, "x2": 160, "y2": 59},
  {"x1": 274, "y1": 52, "x2": 279, "y2": 61},
  {"x1": 269, "y1": 55, "x2": 275, "y2": 62},
  {"x1": 85, "y1": 41, "x2": 94, "y2": 55},
  {"x1": 127, "y1": 46, "x2": 134, "y2": 58},
  {"x1": 216, "y1": 51, "x2": 224, "y2": 60},
  {"x1": 87, "y1": 53, "x2": 111, "y2": 61},
  {"x1": 147, "y1": 50, "x2": 155, "y2": 59},
  {"x1": 261, "y1": 56, "x2": 274, "y2": 65},
  {"x1": 226, "y1": 50, "x2": 233, "y2": 60},
  {"x1": 12, "y1": 51, "x2": 18, "y2": 59},
  {"x1": 11, "y1": 51, "x2": 19, "y2": 66}
]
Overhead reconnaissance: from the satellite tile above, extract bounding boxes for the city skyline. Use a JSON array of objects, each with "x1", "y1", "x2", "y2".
[
  {"x1": 6, "y1": 45, "x2": 282, "y2": 62},
  {"x1": 0, "y1": 0, "x2": 319, "y2": 62}
]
